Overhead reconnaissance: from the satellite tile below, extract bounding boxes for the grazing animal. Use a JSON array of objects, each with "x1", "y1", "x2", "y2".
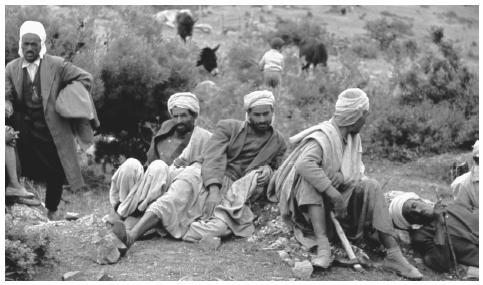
[
  {"x1": 197, "y1": 45, "x2": 220, "y2": 76},
  {"x1": 176, "y1": 11, "x2": 196, "y2": 42},
  {"x1": 298, "y1": 38, "x2": 328, "y2": 71}
]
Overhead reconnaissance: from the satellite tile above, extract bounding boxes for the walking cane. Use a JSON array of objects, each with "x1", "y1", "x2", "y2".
[
  {"x1": 329, "y1": 211, "x2": 364, "y2": 272},
  {"x1": 433, "y1": 188, "x2": 459, "y2": 278}
]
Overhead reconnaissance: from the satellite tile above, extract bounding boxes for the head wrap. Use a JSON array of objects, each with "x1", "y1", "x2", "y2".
[
  {"x1": 18, "y1": 21, "x2": 47, "y2": 59},
  {"x1": 473, "y1": 140, "x2": 479, "y2": 158},
  {"x1": 333, "y1": 88, "x2": 369, "y2": 127},
  {"x1": 167, "y1": 92, "x2": 200, "y2": 115},
  {"x1": 389, "y1": 192, "x2": 423, "y2": 230},
  {"x1": 243, "y1": 90, "x2": 275, "y2": 111}
]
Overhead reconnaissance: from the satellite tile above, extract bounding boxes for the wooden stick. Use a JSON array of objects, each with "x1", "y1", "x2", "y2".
[{"x1": 330, "y1": 211, "x2": 364, "y2": 272}]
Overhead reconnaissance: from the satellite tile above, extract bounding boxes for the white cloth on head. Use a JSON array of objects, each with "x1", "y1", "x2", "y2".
[
  {"x1": 473, "y1": 140, "x2": 479, "y2": 158},
  {"x1": 167, "y1": 92, "x2": 200, "y2": 115},
  {"x1": 389, "y1": 192, "x2": 422, "y2": 230},
  {"x1": 243, "y1": 90, "x2": 275, "y2": 111},
  {"x1": 18, "y1": 21, "x2": 47, "y2": 59},
  {"x1": 333, "y1": 88, "x2": 369, "y2": 127}
]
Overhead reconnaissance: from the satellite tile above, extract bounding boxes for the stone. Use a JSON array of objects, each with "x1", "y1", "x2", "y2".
[
  {"x1": 199, "y1": 236, "x2": 221, "y2": 251},
  {"x1": 277, "y1": 250, "x2": 290, "y2": 260},
  {"x1": 9, "y1": 204, "x2": 48, "y2": 225},
  {"x1": 96, "y1": 271, "x2": 114, "y2": 281},
  {"x1": 105, "y1": 233, "x2": 128, "y2": 256},
  {"x1": 62, "y1": 271, "x2": 81, "y2": 281},
  {"x1": 65, "y1": 212, "x2": 81, "y2": 221},
  {"x1": 292, "y1": 260, "x2": 313, "y2": 279},
  {"x1": 96, "y1": 237, "x2": 121, "y2": 264}
]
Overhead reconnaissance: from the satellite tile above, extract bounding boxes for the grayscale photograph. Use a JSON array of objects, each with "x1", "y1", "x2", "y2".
[{"x1": 4, "y1": 4, "x2": 479, "y2": 281}]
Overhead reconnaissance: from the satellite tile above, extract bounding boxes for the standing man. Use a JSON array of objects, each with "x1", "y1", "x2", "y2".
[
  {"x1": 268, "y1": 88, "x2": 422, "y2": 280},
  {"x1": 109, "y1": 92, "x2": 212, "y2": 221},
  {"x1": 111, "y1": 90, "x2": 287, "y2": 250},
  {"x1": 5, "y1": 21, "x2": 93, "y2": 220}
]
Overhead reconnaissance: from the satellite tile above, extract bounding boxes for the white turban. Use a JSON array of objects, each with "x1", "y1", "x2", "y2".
[
  {"x1": 389, "y1": 192, "x2": 422, "y2": 230},
  {"x1": 167, "y1": 92, "x2": 200, "y2": 115},
  {"x1": 18, "y1": 21, "x2": 47, "y2": 59},
  {"x1": 473, "y1": 140, "x2": 479, "y2": 158},
  {"x1": 333, "y1": 88, "x2": 369, "y2": 127},
  {"x1": 243, "y1": 90, "x2": 275, "y2": 111}
]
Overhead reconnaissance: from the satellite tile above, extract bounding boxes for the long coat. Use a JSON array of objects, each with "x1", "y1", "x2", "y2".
[{"x1": 5, "y1": 54, "x2": 93, "y2": 190}]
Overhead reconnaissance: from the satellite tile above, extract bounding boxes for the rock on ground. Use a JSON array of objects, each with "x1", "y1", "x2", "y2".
[{"x1": 292, "y1": 260, "x2": 313, "y2": 279}]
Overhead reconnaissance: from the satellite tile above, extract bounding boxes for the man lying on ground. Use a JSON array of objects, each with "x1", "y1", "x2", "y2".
[
  {"x1": 111, "y1": 90, "x2": 286, "y2": 250},
  {"x1": 388, "y1": 190, "x2": 478, "y2": 276},
  {"x1": 268, "y1": 88, "x2": 423, "y2": 280},
  {"x1": 108, "y1": 92, "x2": 212, "y2": 226}
]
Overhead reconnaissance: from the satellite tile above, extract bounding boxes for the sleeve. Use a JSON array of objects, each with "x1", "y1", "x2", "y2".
[
  {"x1": 60, "y1": 60, "x2": 93, "y2": 91},
  {"x1": 5, "y1": 64, "x2": 16, "y2": 113},
  {"x1": 294, "y1": 140, "x2": 333, "y2": 193},
  {"x1": 201, "y1": 122, "x2": 231, "y2": 188},
  {"x1": 145, "y1": 135, "x2": 158, "y2": 166}
]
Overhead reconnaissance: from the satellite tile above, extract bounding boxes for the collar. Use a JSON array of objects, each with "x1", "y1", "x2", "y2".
[
  {"x1": 22, "y1": 57, "x2": 41, "y2": 69},
  {"x1": 329, "y1": 118, "x2": 347, "y2": 145}
]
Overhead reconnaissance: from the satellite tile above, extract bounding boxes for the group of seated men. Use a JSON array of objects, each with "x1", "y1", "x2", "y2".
[{"x1": 108, "y1": 88, "x2": 478, "y2": 280}]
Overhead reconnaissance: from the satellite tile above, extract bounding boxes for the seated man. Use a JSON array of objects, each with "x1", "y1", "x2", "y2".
[
  {"x1": 108, "y1": 92, "x2": 212, "y2": 220},
  {"x1": 111, "y1": 90, "x2": 286, "y2": 248},
  {"x1": 451, "y1": 140, "x2": 478, "y2": 210},
  {"x1": 268, "y1": 88, "x2": 422, "y2": 280},
  {"x1": 388, "y1": 191, "x2": 478, "y2": 274}
]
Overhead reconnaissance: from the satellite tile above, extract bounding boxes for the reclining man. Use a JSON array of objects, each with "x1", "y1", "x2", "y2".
[
  {"x1": 268, "y1": 88, "x2": 422, "y2": 280},
  {"x1": 111, "y1": 90, "x2": 286, "y2": 247},
  {"x1": 108, "y1": 92, "x2": 212, "y2": 225},
  {"x1": 388, "y1": 190, "x2": 478, "y2": 276},
  {"x1": 451, "y1": 140, "x2": 478, "y2": 210}
]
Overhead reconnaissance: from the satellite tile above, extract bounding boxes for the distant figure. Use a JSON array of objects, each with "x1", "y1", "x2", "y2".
[
  {"x1": 298, "y1": 38, "x2": 328, "y2": 72},
  {"x1": 197, "y1": 45, "x2": 220, "y2": 76},
  {"x1": 176, "y1": 11, "x2": 196, "y2": 42},
  {"x1": 258, "y1": 37, "x2": 285, "y2": 89}
]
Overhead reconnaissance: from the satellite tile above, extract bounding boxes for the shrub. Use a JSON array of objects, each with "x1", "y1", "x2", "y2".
[
  {"x1": 5, "y1": 216, "x2": 51, "y2": 280},
  {"x1": 351, "y1": 37, "x2": 379, "y2": 59},
  {"x1": 364, "y1": 17, "x2": 414, "y2": 50}
]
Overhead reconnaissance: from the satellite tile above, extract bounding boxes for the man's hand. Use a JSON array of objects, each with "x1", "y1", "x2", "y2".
[
  {"x1": 325, "y1": 186, "x2": 347, "y2": 219},
  {"x1": 203, "y1": 185, "x2": 222, "y2": 218},
  {"x1": 256, "y1": 165, "x2": 272, "y2": 186},
  {"x1": 331, "y1": 172, "x2": 344, "y2": 189},
  {"x1": 5, "y1": 128, "x2": 19, "y2": 147},
  {"x1": 5, "y1": 103, "x2": 13, "y2": 118}
]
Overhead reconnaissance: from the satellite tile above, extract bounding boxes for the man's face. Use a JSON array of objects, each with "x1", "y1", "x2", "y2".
[
  {"x1": 21, "y1": 33, "x2": 41, "y2": 63},
  {"x1": 247, "y1": 105, "x2": 273, "y2": 133},
  {"x1": 171, "y1": 107, "x2": 196, "y2": 134},
  {"x1": 402, "y1": 199, "x2": 435, "y2": 226},
  {"x1": 348, "y1": 110, "x2": 369, "y2": 135}
]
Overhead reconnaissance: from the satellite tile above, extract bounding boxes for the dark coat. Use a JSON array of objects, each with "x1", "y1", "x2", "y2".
[
  {"x1": 201, "y1": 119, "x2": 287, "y2": 188},
  {"x1": 5, "y1": 54, "x2": 93, "y2": 190}
]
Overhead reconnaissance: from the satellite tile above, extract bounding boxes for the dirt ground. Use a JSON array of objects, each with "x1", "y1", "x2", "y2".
[{"x1": 29, "y1": 152, "x2": 472, "y2": 281}]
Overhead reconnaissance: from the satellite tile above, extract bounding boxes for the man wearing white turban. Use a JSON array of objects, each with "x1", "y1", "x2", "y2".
[
  {"x1": 387, "y1": 191, "x2": 478, "y2": 275},
  {"x1": 111, "y1": 90, "x2": 286, "y2": 253},
  {"x1": 108, "y1": 92, "x2": 212, "y2": 228},
  {"x1": 6, "y1": 21, "x2": 94, "y2": 220},
  {"x1": 267, "y1": 88, "x2": 422, "y2": 279},
  {"x1": 451, "y1": 140, "x2": 479, "y2": 209}
]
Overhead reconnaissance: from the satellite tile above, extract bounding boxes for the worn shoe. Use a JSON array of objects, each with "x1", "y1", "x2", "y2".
[
  {"x1": 6, "y1": 186, "x2": 35, "y2": 198},
  {"x1": 13, "y1": 197, "x2": 41, "y2": 207},
  {"x1": 311, "y1": 249, "x2": 333, "y2": 269},
  {"x1": 383, "y1": 257, "x2": 423, "y2": 280}
]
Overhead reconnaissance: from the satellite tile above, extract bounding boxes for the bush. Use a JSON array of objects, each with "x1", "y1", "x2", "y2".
[
  {"x1": 5, "y1": 216, "x2": 51, "y2": 280},
  {"x1": 364, "y1": 17, "x2": 414, "y2": 50},
  {"x1": 269, "y1": 17, "x2": 328, "y2": 45},
  {"x1": 351, "y1": 37, "x2": 379, "y2": 59}
]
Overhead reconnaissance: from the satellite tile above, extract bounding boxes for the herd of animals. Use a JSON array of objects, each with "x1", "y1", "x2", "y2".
[{"x1": 172, "y1": 9, "x2": 329, "y2": 75}]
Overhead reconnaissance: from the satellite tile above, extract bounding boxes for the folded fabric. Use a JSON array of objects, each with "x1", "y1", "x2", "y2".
[{"x1": 55, "y1": 81, "x2": 95, "y2": 120}]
